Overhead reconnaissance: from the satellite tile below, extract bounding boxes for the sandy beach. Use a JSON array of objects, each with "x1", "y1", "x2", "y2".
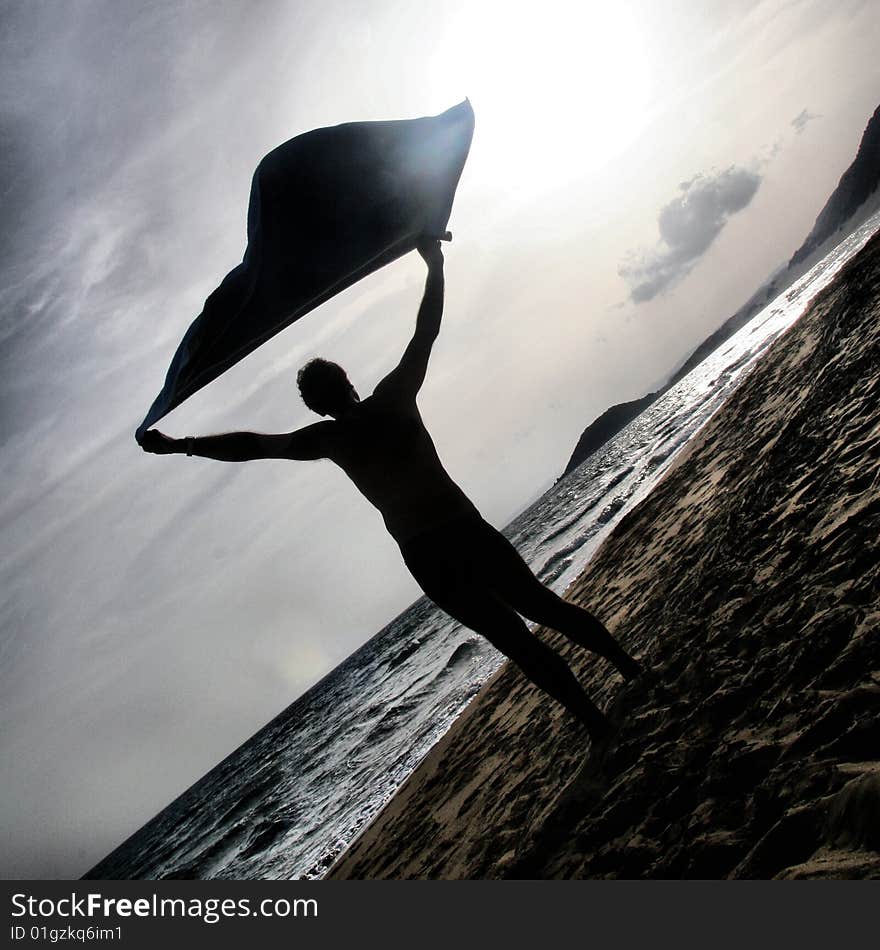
[{"x1": 330, "y1": 229, "x2": 880, "y2": 880}]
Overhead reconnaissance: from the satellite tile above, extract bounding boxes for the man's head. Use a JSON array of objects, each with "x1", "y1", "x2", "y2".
[{"x1": 297, "y1": 358, "x2": 359, "y2": 417}]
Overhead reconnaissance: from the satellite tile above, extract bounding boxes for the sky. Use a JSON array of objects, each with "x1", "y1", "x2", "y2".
[{"x1": 1, "y1": 0, "x2": 878, "y2": 879}]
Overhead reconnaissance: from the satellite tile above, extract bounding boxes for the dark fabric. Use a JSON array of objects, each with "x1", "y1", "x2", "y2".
[{"x1": 136, "y1": 100, "x2": 474, "y2": 440}]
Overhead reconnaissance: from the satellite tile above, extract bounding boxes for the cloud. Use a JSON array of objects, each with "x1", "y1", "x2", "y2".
[
  {"x1": 619, "y1": 166, "x2": 762, "y2": 303},
  {"x1": 791, "y1": 108, "x2": 821, "y2": 134}
]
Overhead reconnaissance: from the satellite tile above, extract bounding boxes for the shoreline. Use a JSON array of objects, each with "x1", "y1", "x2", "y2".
[{"x1": 329, "y1": 229, "x2": 880, "y2": 879}]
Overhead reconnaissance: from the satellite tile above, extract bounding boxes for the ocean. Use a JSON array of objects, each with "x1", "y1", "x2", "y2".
[{"x1": 85, "y1": 209, "x2": 880, "y2": 880}]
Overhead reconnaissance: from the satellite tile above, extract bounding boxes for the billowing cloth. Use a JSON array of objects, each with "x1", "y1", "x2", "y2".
[{"x1": 136, "y1": 100, "x2": 474, "y2": 440}]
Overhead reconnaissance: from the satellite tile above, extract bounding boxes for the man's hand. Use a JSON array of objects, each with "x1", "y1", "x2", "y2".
[
  {"x1": 417, "y1": 237, "x2": 444, "y2": 270},
  {"x1": 139, "y1": 429, "x2": 180, "y2": 455}
]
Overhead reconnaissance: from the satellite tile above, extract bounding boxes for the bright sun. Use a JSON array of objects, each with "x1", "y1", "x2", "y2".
[{"x1": 432, "y1": 1, "x2": 651, "y2": 193}]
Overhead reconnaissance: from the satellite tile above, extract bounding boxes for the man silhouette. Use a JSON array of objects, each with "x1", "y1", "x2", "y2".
[{"x1": 141, "y1": 239, "x2": 640, "y2": 739}]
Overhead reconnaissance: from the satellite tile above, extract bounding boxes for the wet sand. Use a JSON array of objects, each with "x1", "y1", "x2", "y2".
[{"x1": 330, "y1": 230, "x2": 880, "y2": 879}]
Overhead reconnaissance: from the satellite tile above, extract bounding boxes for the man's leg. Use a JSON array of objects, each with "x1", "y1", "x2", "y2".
[
  {"x1": 481, "y1": 529, "x2": 642, "y2": 680},
  {"x1": 427, "y1": 584, "x2": 612, "y2": 740},
  {"x1": 400, "y1": 523, "x2": 612, "y2": 738}
]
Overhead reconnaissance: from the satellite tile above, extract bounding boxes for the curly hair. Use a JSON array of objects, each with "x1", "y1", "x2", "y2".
[{"x1": 296, "y1": 358, "x2": 352, "y2": 415}]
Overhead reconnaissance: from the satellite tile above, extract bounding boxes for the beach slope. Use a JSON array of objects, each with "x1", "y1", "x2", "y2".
[{"x1": 330, "y1": 231, "x2": 880, "y2": 879}]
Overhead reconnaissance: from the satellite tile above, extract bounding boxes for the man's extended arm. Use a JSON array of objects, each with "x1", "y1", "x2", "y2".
[
  {"x1": 373, "y1": 239, "x2": 444, "y2": 402},
  {"x1": 139, "y1": 423, "x2": 334, "y2": 461}
]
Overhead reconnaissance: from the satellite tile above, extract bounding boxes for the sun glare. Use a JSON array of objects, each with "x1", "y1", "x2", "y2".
[{"x1": 433, "y1": 1, "x2": 651, "y2": 194}]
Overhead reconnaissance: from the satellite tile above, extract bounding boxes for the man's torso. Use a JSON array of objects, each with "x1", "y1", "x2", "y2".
[{"x1": 320, "y1": 393, "x2": 479, "y2": 543}]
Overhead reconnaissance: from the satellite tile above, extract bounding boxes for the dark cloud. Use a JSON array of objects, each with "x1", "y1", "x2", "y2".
[
  {"x1": 619, "y1": 166, "x2": 762, "y2": 303},
  {"x1": 791, "y1": 108, "x2": 821, "y2": 134}
]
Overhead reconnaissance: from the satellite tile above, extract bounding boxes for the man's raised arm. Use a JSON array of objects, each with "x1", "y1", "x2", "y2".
[
  {"x1": 373, "y1": 239, "x2": 445, "y2": 402},
  {"x1": 139, "y1": 423, "x2": 334, "y2": 462}
]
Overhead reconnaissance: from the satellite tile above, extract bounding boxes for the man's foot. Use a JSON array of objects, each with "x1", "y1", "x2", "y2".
[
  {"x1": 575, "y1": 702, "x2": 616, "y2": 743},
  {"x1": 586, "y1": 713, "x2": 617, "y2": 745},
  {"x1": 613, "y1": 650, "x2": 643, "y2": 682}
]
